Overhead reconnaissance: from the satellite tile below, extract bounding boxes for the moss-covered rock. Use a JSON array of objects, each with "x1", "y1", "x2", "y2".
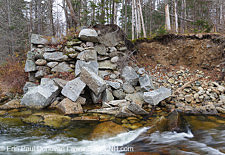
[
  {"x1": 22, "y1": 115, "x2": 43, "y2": 124},
  {"x1": 8, "y1": 110, "x2": 32, "y2": 117},
  {"x1": 90, "y1": 121, "x2": 128, "y2": 140},
  {"x1": 0, "y1": 117, "x2": 24, "y2": 127},
  {"x1": 0, "y1": 110, "x2": 7, "y2": 116},
  {"x1": 43, "y1": 114, "x2": 71, "y2": 129}
]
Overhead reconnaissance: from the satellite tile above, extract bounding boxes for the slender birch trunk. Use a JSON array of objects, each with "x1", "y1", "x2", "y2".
[
  {"x1": 165, "y1": 3, "x2": 171, "y2": 31},
  {"x1": 132, "y1": 0, "x2": 135, "y2": 40},
  {"x1": 138, "y1": 0, "x2": 146, "y2": 37},
  {"x1": 174, "y1": 0, "x2": 178, "y2": 33}
]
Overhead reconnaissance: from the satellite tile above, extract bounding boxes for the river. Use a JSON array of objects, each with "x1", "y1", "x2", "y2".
[{"x1": 0, "y1": 115, "x2": 224, "y2": 155}]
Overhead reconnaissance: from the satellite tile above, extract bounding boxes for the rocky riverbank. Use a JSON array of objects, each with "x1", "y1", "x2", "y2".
[{"x1": 0, "y1": 26, "x2": 224, "y2": 137}]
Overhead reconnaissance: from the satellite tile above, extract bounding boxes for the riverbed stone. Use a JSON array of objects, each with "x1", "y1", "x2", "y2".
[
  {"x1": 43, "y1": 52, "x2": 68, "y2": 61},
  {"x1": 121, "y1": 66, "x2": 139, "y2": 86},
  {"x1": 51, "y1": 62, "x2": 72, "y2": 72},
  {"x1": 21, "y1": 82, "x2": 60, "y2": 109},
  {"x1": 144, "y1": 87, "x2": 172, "y2": 106},
  {"x1": 80, "y1": 67, "x2": 106, "y2": 95},
  {"x1": 90, "y1": 121, "x2": 128, "y2": 139},
  {"x1": 75, "y1": 60, "x2": 98, "y2": 76},
  {"x1": 61, "y1": 77, "x2": 86, "y2": 102},
  {"x1": 79, "y1": 29, "x2": 98, "y2": 42},
  {"x1": 77, "y1": 49, "x2": 97, "y2": 61},
  {"x1": 56, "y1": 98, "x2": 83, "y2": 115},
  {"x1": 43, "y1": 114, "x2": 71, "y2": 129},
  {"x1": 0, "y1": 100, "x2": 25, "y2": 110},
  {"x1": 88, "y1": 107, "x2": 119, "y2": 115},
  {"x1": 139, "y1": 74, "x2": 154, "y2": 91}
]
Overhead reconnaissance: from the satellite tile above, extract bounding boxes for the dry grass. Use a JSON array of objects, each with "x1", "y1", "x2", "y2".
[{"x1": 0, "y1": 57, "x2": 28, "y2": 94}]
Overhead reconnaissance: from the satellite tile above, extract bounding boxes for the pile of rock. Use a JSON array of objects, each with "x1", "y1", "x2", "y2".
[{"x1": 21, "y1": 28, "x2": 171, "y2": 117}]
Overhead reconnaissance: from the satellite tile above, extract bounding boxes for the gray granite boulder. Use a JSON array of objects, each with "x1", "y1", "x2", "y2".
[
  {"x1": 139, "y1": 74, "x2": 155, "y2": 91},
  {"x1": 23, "y1": 82, "x2": 37, "y2": 94},
  {"x1": 77, "y1": 50, "x2": 97, "y2": 61},
  {"x1": 99, "y1": 60, "x2": 117, "y2": 70},
  {"x1": 25, "y1": 60, "x2": 36, "y2": 72},
  {"x1": 51, "y1": 62, "x2": 72, "y2": 72},
  {"x1": 21, "y1": 80, "x2": 60, "y2": 109},
  {"x1": 78, "y1": 29, "x2": 98, "y2": 42},
  {"x1": 94, "y1": 44, "x2": 108, "y2": 55},
  {"x1": 121, "y1": 66, "x2": 139, "y2": 86},
  {"x1": 127, "y1": 102, "x2": 148, "y2": 115},
  {"x1": 144, "y1": 87, "x2": 171, "y2": 106},
  {"x1": 102, "y1": 89, "x2": 114, "y2": 102},
  {"x1": 75, "y1": 60, "x2": 98, "y2": 76},
  {"x1": 31, "y1": 34, "x2": 48, "y2": 45},
  {"x1": 61, "y1": 77, "x2": 86, "y2": 102},
  {"x1": 80, "y1": 67, "x2": 106, "y2": 95},
  {"x1": 43, "y1": 52, "x2": 68, "y2": 61}
]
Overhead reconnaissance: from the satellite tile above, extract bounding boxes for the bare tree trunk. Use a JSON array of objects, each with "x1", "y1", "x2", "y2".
[
  {"x1": 49, "y1": 0, "x2": 55, "y2": 36},
  {"x1": 65, "y1": 0, "x2": 78, "y2": 28},
  {"x1": 165, "y1": 3, "x2": 171, "y2": 31},
  {"x1": 132, "y1": 0, "x2": 135, "y2": 40},
  {"x1": 111, "y1": 0, "x2": 115, "y2": 24},
  {"x1": 113, "y1": 1, "x2": 118, "y2": 24},
  {"x1": 124, "y1": 0, "x2": 128, "y2": 34},
  {"x1": 137, "y1": 1, "x2": 141, "y2": 36},
  {"x1": 134, "y1": 0, "x2": 139, "y2": 38},
  {"x1": 138, "y1": 0, "x2": 146, "y2": 37},
  {"x1": 174, "y1": 0, "x2": 178, "y2": 33},
  {"x1": 220, "y1": 0, "x2": 223, "y2": 24},
  {"x1": 29, "y1": 0, "x2": 33, "y2": 33}
]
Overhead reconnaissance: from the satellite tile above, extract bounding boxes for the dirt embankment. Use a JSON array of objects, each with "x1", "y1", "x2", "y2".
[{"x1": 134, "y1": 34, "x2": 225, "y2": 81}]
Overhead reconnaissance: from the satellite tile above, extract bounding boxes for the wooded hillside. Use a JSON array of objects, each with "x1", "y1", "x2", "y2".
[{"x1": 0, "y1": 0, "x2": 224, "y2": 61}]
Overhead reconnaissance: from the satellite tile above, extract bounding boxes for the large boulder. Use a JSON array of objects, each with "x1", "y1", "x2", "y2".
[
  {"x1": 56, "y1": 98, "x2": 84, "y2": 115},
  {"x1": 21, "y1": 80, "x2": 60, "y2": 109},
  {"x1": 75, "y1": 60, "x2": 98, "y2": 76},
  {"x1": 31, "y1": 34, "x2": 48, "y2": 45},
  {"x1": 121, "y1": 66, "x2": 139, "y2": 86},
  {"x1": 78, "y1": 29, "x2": 98, "y2": 42},
  {"x1": 61, "y1": 77, "x2": 86, "y2": 102},
  {"x1": 23, "y1": 82, "x2": 37, "y2": 94},
  {"x1": 80, "y1": 67, "x2": 106, "y2": 95},
  {"x1": 43, "y1": 52, "x2": 68, "y2": 61},
  {"x1": 144, "y1": 87, "x2": 171, "y2": 106}
]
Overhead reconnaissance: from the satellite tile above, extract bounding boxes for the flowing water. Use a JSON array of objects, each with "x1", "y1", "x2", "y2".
[{"x1": 0, "y1": 115, "x2": 224, "y2": 155}]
